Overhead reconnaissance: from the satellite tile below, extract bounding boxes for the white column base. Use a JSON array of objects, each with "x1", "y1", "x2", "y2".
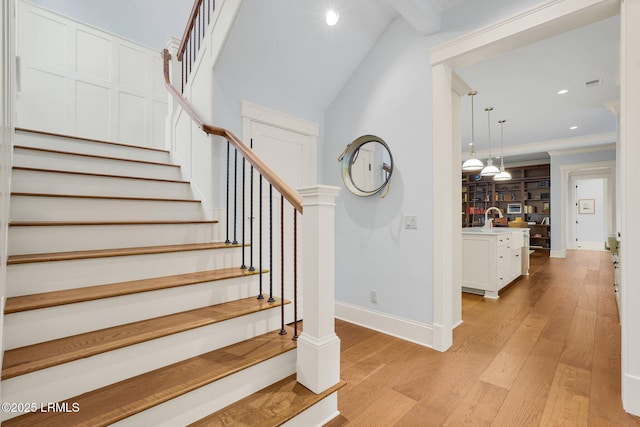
[
  {"x1": 623, "y1": 373, "x2": 640, "y2": 416},
  {"x1": 296, "y1": 333, "x2": 340, "y2": 394}
]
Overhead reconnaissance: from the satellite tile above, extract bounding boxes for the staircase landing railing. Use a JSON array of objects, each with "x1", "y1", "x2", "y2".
[{"x1": 164, "y1": 0, "x2": 342, "y2": 396}]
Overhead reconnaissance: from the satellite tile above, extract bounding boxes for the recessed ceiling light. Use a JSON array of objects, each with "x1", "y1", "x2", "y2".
[
  {"x1": 326, "y1": 10, "x2": 339, "y2": 26},
  {"x1": 569, "y1": 126, "x2": 578, "y2": 130},
  {"x1": 557, "y1": 89, "x2": 569, "y2": 95}
]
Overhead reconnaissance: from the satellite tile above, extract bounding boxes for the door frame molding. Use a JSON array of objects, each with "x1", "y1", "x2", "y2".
[
  {"x1": 429, "y1": 0, "x2": 620, "y2": 352},
  {"x1": 566, "y1": 162, "x2": 615, "y2": 251}
]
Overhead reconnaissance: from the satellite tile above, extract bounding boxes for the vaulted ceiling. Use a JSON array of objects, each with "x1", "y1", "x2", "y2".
[{"x1": 29, "y1": 0, "x2": 619, "y2": 162}]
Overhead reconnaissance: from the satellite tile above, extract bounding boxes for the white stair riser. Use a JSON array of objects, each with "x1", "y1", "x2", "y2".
[
  {"x1": 10, "y1": 196, "x2": 204, "y2": 222},
  {"x1": 4, "y1": 275, "x2": 265, "y2": 348},
  {"x1": 8, "y1": 223, "x2": 216, "y2": 255},
  {"x1": 7, "y1": 247, "x2": 246, "y2": 296},
  {"x1": 113, "y1": 351, "x2": 296, "y2": 427},
  {"x1": 2, "y1": 313, "x2": 291, "y2": 417},
  {"x1": 11, "y1": 169, "x2": 192, "y2": 199},
  {"x1": 13, "y1": 148, "x2": 182, "y2": 181},
  {"x1": 283, "y1": 392, "x2": 339, "y2": 427},
  {"x1": 15, "y1": 132, "x2": 171, "y2": 163}
]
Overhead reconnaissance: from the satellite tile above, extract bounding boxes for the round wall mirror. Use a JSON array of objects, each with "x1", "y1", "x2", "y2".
[{"x1": 338, "y1": 135, "x2": 393, "y2": 197}]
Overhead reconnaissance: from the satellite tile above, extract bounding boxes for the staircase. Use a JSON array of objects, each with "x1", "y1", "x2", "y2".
[{"x1": 2, "y1": 128, "x2": 340, "y2": 426}]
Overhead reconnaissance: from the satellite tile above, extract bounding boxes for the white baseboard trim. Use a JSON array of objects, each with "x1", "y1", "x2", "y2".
[
  {"x1": 623, "y1": 372, "x2": 640, "y2": 416},
  {"x1": 550, "y1": 250, "x2": 566, "y2": 258},
  {"x1": 335, "y1": 301, "x2": 433, "y2": 348},
  {"x1": 576, "y1": 241, "x2": 606, "y2": 251}
]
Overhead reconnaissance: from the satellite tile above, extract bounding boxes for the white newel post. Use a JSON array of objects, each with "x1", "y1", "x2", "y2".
[{"x1": 296, "y1": 185, "x2": 341, "y2": 394}]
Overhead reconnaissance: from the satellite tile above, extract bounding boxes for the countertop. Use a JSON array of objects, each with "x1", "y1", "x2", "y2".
[{"x1": 462, "y1": 227, "x2": 529, "y2": 235}]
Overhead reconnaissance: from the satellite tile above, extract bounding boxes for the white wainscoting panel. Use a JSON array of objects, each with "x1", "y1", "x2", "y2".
[{"x1": 16, "y1": 1, "x2": 167, "y2": 148}]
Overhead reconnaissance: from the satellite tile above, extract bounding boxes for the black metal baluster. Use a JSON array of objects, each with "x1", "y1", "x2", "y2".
[
  {"x1": 225, "y1": 141, "x2": 230, "y2": 244},
  {"x1": 241, "y1": 157, "x2": 246, "y2": 269},
  {"x1": 233, "y1": 149, "x2": 238, "y2": 245},
  {"x1": 258, "y1": 176, "x2": 264, "y2": 300},
  {"x1": 280, "y1": 195, "x2": 286, "y2": 335},
  {"x1": 268, "y1": 185, "x2": 274, "y2": 303},
  {"x1": 293, "y1": 208, "x2": 298, "y2": 340}
]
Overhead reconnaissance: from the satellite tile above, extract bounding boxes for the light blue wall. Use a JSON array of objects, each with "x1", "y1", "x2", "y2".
[
  {"x1": 322, "y1": 1, "x2": 540, "y2": 326},
  {"x1": 324, "y1": 18, "x2": 439, "y2": 324},
  {"x1": 550, "y1": 148, "x2": 616, "y2": 253}
]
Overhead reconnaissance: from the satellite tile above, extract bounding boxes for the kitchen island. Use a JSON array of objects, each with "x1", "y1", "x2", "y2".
[{"x1": 462, "y1": 228, "x2": 530, "y2": 299}]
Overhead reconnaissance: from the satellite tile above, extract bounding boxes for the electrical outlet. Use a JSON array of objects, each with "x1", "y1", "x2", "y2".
[
  {"x1": 404, "y1": 215, "x2": 418, "y2": 229},
  {"x1": 370, "y1": 290, "x2": 378, "y2": 304}
]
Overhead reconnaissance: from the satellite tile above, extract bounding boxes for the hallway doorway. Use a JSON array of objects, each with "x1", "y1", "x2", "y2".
[{"x1": 574, "y1": 177, "x2": 606, "y2": 250}]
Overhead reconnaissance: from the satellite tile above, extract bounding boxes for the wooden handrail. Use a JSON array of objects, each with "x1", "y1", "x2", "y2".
[
  {"x1": 177, "y1": 0, "x2": 204, "y2": 61},
  {"x1": 162, "y1": 49, "x2": 303, "y2": 213}
]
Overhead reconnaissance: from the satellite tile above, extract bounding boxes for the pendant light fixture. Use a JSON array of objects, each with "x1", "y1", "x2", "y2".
[
  {"x1": 461, "y1": 90, "x2": 483, "y2": 172},
  {"x1": 494, "y1": 119, "x2": 512, "y2": 181},
  {"x1": 480, "y1": 107, "x2": 499, "y2": 176}
]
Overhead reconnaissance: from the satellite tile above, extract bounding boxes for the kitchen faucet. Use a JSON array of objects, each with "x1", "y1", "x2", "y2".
[{"x1": 484, "y1": 206, "x2": 503, "y2": 230}]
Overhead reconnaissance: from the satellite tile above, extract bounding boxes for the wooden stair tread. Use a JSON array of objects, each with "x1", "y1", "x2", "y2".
[
  {"x1": 2, "y1": 327, "x2": 297, "y2": 427},
  {"x1": 10, "y1": 220, "x2": 218, "y2": 227},
  {"x1": 7, "y1": 242, "x2": 242, "y2": 265},
  {"x1": 13, "y1": 166, "x2": 190, "y2": 183},
  {"x1": 2, "y1": 296, "x2": 288, "y2": 379},
  {"x1": 10, "y1": 191, "x2": 201, "y2": 203},
  {"x1": 14, "y1": 144, "x2": 178, "y2": 167},
  {"x1": 5, "y1": 267, "x2": 261, "y2": 314},
  {"x1": 15, "y1": 127, "x2": 170, "y2": 153},
  {"x1": 189, "y1": 375, "x2": 345, "y2": 427}
]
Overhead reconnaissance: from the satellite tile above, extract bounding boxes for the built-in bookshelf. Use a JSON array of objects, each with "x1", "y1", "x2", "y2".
[{"x1": 462, "y1": 164, "x2": 551, "y2": 249}]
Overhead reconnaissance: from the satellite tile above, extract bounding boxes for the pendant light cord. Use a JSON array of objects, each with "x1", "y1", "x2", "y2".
[{"x1": 485, "y1": 107, "x2": 493, "y2": 158}]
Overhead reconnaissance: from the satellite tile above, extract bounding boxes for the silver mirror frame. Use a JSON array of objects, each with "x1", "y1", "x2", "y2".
[{"x1": 338, "y1": 134, "x2": 393, "y2": 197}]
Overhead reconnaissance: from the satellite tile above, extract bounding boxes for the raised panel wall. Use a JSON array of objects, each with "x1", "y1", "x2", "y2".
[{"x1": 16, "y1": 1, "x2": 167, "y2": 149}]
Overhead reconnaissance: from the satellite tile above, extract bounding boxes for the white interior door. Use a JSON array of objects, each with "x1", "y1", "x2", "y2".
[{"x1": 575, "y1": 178, "x2": 606, "y2": 250}]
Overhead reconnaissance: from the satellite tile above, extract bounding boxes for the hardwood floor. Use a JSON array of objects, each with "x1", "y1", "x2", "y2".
[{"x1": 327, "y1": 250, "x2": 640, "y2": 426}]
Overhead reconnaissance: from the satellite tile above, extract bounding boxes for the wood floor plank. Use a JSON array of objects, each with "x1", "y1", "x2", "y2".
[
  {"x1": 188, "y1": 375, "x2": 345, "y2": 427},
  {"x1": 539, "y1": 362, "x2": 591, "y2": 426},
  {"x1": 490, "y1": 337, "x2": 565, "y2": 427},
  {"x1": 2, "y1": 297, "x2": 286, "y2": 379},
  {"x1": 479, "y1": 313, "x2": 547, "y2": 390},
  {"x1": 331, "y1": 251, "x2": 640, "y2": 426},
  {"x1": 5, "y1": 267, "x2": 261, "y2": 314},
  {"x1": 349, "y1": 389, "x2": 416, "y2": 427},
  {"x1": 3, "y1": 328, "x2": 297, "y2": 427},
  {"x1": 442, "y1": 381, "x2": 509, "y2": 427},
  {"x1": 559, "y1": 308, "x2": 597, "y2": 370},
  {"x1": 7, "y1": 242, "x2": 242, "y2": 265}
]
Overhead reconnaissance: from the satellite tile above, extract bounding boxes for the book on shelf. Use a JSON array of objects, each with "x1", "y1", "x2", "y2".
[{"x1": 541, "y1": 217, "x2": 550, "y2": 225}]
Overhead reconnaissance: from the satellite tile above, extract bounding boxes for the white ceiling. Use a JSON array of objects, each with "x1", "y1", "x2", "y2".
[{"x1": 456, "y1": 15, "x2": 620, "y2": 163}]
